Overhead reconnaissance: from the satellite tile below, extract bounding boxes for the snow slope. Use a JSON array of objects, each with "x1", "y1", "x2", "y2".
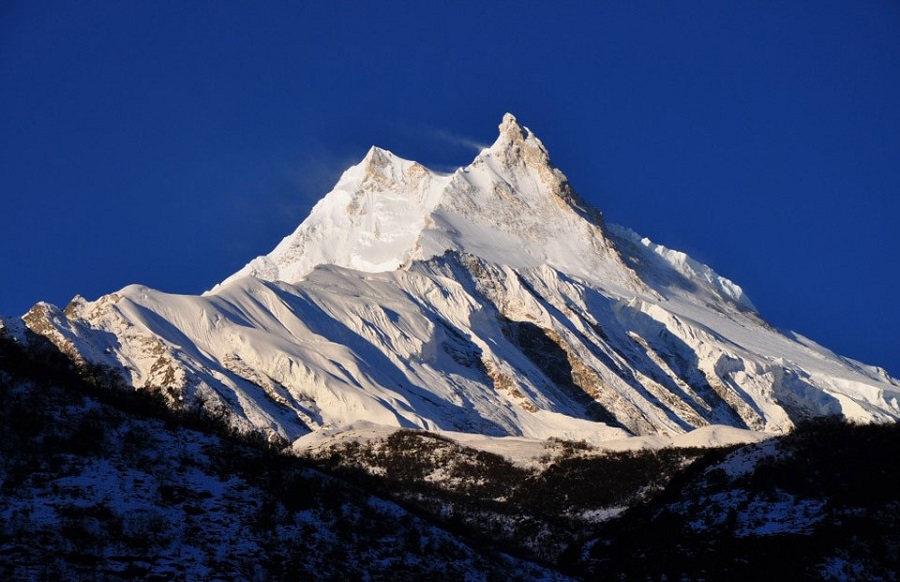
[{"x1": 11, "y1": 114, "x2": 900, "y2": 447}]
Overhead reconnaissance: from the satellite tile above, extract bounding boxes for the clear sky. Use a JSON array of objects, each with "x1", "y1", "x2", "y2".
[{"x1": 2, "y1": 1, "x2": 898, "y2": 375}]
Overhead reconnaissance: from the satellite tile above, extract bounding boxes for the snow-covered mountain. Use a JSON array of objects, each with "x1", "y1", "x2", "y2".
[{"x1": 6, "y1": 114, "x2": 898, "y2": 445}]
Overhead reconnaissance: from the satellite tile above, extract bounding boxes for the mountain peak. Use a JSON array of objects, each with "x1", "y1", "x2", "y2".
[
  {"x1": 476, "y1": 114, "x2": 599, "y2": 225},
  {"x1": 485, "y1": 112, "x2": 553, "y2": 172},
  {"x1": 217, "y1": 114, "x2": 619, "y2": 289},
  {"x1": 350, "y1": 145, "x2": 434, "y2": 196},
  {"x1": 498, "y1": 112, "x2": 528, "y2": 142},
  {"x1": 23, "y1": 114, "x2": 900, "y2": 452},
  {"x1": 362, "y1": 145, "x2": 395, "y2": 166}
]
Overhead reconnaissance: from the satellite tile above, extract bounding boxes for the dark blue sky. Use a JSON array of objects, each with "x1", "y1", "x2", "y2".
[{"x1": 2, "y1": 1, "x2": 898, "y2": 375}]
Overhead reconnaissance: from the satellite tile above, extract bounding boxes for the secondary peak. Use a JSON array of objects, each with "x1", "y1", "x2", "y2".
[{"x1": 362, "y1": 145, "x2": 396, "y2": 166}]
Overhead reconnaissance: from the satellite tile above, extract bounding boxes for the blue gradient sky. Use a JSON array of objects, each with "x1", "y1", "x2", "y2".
[{"x1": 2, "y1": 1, "x2": 898, "y2": 375}]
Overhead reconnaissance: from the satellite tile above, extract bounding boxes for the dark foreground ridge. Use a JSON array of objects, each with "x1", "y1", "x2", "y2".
[
  {"x1": 571, "y1": 416, "x2": 900, "y2": 580},
  {"x1": 1, "y1": 332, "x2": 899, "y2": 580},
  {"x1": 0, "y1": 332, "x2": 564, "y2": 580}
]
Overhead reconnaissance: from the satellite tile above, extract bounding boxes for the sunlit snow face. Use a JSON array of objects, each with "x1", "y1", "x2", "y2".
[{"x1": 19, "y1": 114, "x2": 899, "y2": 450}]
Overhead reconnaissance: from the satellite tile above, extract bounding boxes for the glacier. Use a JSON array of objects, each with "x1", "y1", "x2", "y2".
[{"x1": 5, "y1": 113, "x2": 898, "y2": 447}]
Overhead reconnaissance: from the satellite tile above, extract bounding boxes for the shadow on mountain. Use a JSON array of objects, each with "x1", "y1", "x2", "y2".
[
  {"x1": 573, "y1": 279, "x2": 756, "y2": 430},
  {"x1": 609, "y1": 230, "x2": 701, "y2": 300},
  {"x1": 501, "y1": 318, "x2": 625, "y2": 430},
  {"x1": 768, "y1": 365, "x2": 846, "y2": 423},
  {"x1": 121, "y1": 301, "x2": 319, "y2": 436},
  {"x1": 265, "y1": 284, "x2": 510, "y2": 436},
  {"x1": 507, "y1": 268, "x2": 729, "y2": 433}
]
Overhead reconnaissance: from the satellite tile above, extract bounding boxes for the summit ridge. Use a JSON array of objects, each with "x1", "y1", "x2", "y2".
[{"x1": 218, "y1": 113, "x2": 633, "y2": 294}]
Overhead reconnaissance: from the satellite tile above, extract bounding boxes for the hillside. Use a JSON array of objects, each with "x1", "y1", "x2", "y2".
[{"x1": 3, "y1": 331, "x2": 897, "y2": 579}]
